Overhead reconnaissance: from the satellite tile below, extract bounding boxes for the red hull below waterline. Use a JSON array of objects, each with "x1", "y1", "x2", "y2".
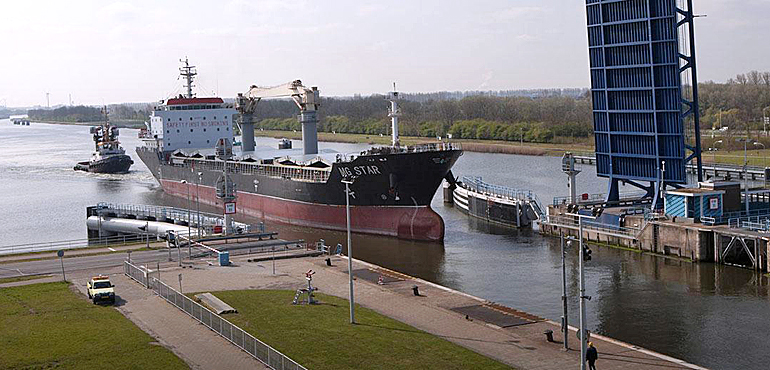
[{"x1": 161, "y1": 180, "x2": 445, "y2": 241}]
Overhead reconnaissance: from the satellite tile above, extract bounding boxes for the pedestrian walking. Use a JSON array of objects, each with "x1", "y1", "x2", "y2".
[{"x1": 586, "y1": 341, "x2": 598, "y2": 370}]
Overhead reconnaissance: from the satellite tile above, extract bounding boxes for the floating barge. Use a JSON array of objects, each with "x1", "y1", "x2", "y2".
[{"x1": 444, "y1": 176, "x2": 545, "y2": 228}]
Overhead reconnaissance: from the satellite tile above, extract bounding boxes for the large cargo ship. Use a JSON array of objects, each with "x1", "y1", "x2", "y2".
[{"x1": 136, "y1": 60, "x2": 462, "y2": 241}]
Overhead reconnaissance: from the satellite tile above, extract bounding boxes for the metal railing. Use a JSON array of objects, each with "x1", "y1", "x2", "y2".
[
  {"x1": 0, "y1": 234, "x2": 150, "y2": 256},
  {"x1": 544, "y1": 215, "x2": 642, "y2": 239},
  {"x1": 460, "y1": 176, "x2": 546, "y2": 220},
  {"x1": 124, "y1": 260, "x2": 156, "y2": 287},
  {"x1": 95, "y1": 202, "x2": 252, "y2": 233},
  {"x1": 552, "y1": 191, "x2": 648, "y2": 206},
  {"x1": 362, "y1": 142, "x2": 462, "y2": 156},
  {"x1": 137, "y1": 267, "x2": 306, "y2": 370},
  {"x1": 176, "y1": 157, "x2": 331, "y2": 184}
]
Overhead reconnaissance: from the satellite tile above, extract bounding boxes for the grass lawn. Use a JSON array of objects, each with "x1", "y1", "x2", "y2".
[
  {"x1": 212, "y1": 290, "x2": 512, "y2": 370},
  {"x1": 0, "y1": 282, "x2": 188, "y2": 370}
]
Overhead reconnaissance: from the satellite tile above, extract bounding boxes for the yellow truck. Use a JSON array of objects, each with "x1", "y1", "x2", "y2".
[{"x1": 87, "y1": 275, "x2": 116, "y2": 304}]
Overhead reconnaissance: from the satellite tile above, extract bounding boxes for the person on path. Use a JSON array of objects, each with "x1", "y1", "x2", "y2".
[{"x1": 586, "y1": 341, "x2": 598, "y2": 370}]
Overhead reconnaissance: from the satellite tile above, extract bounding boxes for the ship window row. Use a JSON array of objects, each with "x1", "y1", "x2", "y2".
[
  {"x1": 169, "y1": 105, "x2": 221, "y2": 110},
  {"x1": 167, "y1": 116, "x2": 223, "y2": 122},
  {"x1": 167, "y1": 127, "x2": 226, "y2": 134}
]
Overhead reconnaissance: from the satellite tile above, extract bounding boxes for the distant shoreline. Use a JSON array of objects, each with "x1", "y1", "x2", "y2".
[
  {"x1": 27, "y1": 119, "x2": 145, "y2": 129},
  {"x1": 252, "y1": 129, "x2": 594, "y2": 156}
]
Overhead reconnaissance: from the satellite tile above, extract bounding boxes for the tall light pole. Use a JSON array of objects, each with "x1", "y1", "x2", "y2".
[
  {"x1": 565, "y1": 205, "x2": 601, "y2": 370},
  {"x1": 342, "y1": 176, "x2": 356, "y2": 324},
  {"x1": 560, "y1": 234, "x2": 573, "y2": 351},
  {"x1": 737, "y1": 138, "x2": 764, "y2": 214},
  {"x1": 181, "y1": 180, "x2": 191, "y2": 258},
  {"x1": 196, "y1": 172, "x2": 202, "y2": 238},
  {"x1": 710, "y1": 139, "x2": 723, "y2": 164}
]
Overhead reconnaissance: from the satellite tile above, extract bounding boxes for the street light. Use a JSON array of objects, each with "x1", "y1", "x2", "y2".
[
  {"x1": 709, "y1": 139, "x2": 723, "y2": 164},
  {"x1": 342, "y1": 175, "x2": 357, "y2": 324},
  {"x1": 196, "y1": 172, "x2": 202, "y2": 239},
  {"x1": 565, "y1": 204, "x2": 602, "y2": 370},
  {"x1": 181, "y1": 180, "x2": 191, "y2": 258},
  {"x1": 736, "y1": 138, "x2": 764, "y2": 214},
  {"x1": 560, "y1": 234, "x2": 575, "y2": 351}
]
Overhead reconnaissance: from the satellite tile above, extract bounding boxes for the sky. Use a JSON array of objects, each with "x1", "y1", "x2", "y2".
[{"x1": 1, "y1": 0, "x2": 769, "y2": 107}]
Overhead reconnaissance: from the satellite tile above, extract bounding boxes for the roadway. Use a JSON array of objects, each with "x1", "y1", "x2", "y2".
[{"x1": 0, "y1": 249, "x2": 172, "y2": 279}]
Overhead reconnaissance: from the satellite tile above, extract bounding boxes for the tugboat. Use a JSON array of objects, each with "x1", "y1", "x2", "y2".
[
  {"x1": 74, "y1": 108, "x2": 133, "y2": 173},
  {"x1": 278, "y1": 138, "x2": 292, "y2": 149}
]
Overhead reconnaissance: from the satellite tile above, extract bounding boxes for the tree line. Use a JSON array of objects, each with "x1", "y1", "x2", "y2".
[
  {"x1": 252, "y1": 94, "x2": 594, "y2": 143},
  {"x1": 23, "y1": 70, "x2": 770, "y2": 145}
]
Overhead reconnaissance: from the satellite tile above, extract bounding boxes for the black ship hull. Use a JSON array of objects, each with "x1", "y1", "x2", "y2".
[
  {"x1": 74, "y1": 155, "x2": 133, "y2": 174},
  {"x1": 136, "y1": 145, "x2": 462, "y2": 241}
]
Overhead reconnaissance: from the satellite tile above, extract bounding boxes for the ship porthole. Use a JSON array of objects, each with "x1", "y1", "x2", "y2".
[{"x1": 381, "y1": 194, "x2": 387, "y2": 200}]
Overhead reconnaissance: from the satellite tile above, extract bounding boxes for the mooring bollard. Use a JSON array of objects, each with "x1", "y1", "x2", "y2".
[
  {"x1": 325, "y1": 257, "x2": 332, "y2": 266},
  {"x1": 412, "y1": 286, "x2": 420, "y2": 296},
  {"x1": 544, "y1": 329, "x2": 554, "y2": 342}
]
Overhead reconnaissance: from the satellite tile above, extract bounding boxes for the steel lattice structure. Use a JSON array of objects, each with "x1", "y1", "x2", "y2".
[{"x1": 586, "y1": 0, "x2": 702, "y2": 204}]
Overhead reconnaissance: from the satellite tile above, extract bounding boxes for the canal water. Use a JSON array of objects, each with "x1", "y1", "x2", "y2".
[{"x1": 1, "y1": 120, "x2": 768, "y2": 369}]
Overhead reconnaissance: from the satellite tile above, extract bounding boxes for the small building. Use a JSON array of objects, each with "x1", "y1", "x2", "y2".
[{"x1": 664, "y1": 188, "x2": 724, "y2": 222}]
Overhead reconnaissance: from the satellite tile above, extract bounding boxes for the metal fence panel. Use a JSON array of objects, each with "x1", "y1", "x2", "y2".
[{"x1": 143, "y1": 275, "x2": 306, "y2": 370}]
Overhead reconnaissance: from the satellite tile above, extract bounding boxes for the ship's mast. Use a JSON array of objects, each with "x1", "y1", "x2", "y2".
[
  {"x1": 179, "y1": 57, "x2": 197, "y2": 99},
  {"x1": 387, "y1": 82, "x2": 401, "y2": 147}
]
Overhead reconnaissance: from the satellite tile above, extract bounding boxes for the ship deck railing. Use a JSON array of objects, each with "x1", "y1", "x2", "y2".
[
  {"x1": 363, "y1": 142, "x2": 462, "y2": 156},
  {"x1": 461, "y1": 176, "x2": 535, "y2": 201},
  {"x1": 175, "y1": 157, "x2": 331, "y2": 183}
]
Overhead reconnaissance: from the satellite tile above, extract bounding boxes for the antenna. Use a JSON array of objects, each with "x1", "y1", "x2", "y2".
[
  {"x1": 179, "y1": 57, "x2": 197, "y2": 99},
  {"x1": 387, "y1": 82, "x2": 401, "y2": 147}
]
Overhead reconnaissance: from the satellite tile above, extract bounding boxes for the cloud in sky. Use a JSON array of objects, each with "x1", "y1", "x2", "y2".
[{"x1": 0, "y1": 0, "x2": 768, "y2": 107}]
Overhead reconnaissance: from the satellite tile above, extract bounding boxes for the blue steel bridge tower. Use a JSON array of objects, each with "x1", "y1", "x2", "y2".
[{"x1": 586, "y1": 0, "x2": 702, "y2": 206}]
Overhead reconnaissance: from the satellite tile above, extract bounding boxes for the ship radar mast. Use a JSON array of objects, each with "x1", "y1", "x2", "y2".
[
  {"x1": 179, "y1": 57, "x2": 197, "y2": 99},
  {"x1": 387, "y1": 82, "x2": 401, "y2": 147}
]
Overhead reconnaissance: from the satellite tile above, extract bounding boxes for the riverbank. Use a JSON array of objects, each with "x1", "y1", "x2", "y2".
[
  {"x1": 253, "y1": 129, "x2": 593, "y2": 156},
  {"x1": 29, "y1": 119, "x2": 145, "y2": 129}
]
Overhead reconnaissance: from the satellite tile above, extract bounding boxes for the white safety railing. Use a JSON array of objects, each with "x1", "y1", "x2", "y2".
[
  {"x1": 0, "y1": 234, "x2": 150, "y2": 256},
  {"x1": 141, "y1": 270, "x2": 306, "y2": 370}
]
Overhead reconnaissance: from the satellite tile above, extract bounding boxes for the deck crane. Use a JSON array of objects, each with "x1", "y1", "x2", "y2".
[{"x1": 235, "y1": 80, "x2": 320, "y2": 155}]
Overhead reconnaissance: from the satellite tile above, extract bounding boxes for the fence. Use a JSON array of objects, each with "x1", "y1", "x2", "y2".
[
  {"x1": 0, "y1": 234, "x2": 150, "y2": 256},
  {"x1": 123, "y1": 261, "x2": 306, "y2": 370}
]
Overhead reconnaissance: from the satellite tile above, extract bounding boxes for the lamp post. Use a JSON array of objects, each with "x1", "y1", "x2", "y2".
[
  {"x1": 736, "y1": 139, "x2": 765, "y2": 214},
  {"x1": 710, "y1": 139, "x2": 723, "y2": 164},
  {"x1": 181, "y1": 180, "x2": 191, "y2": 259},
  {"x1": 196, "y1": 172, "x2": 202, "y2": 239},
  {"x1": 565, "y1": 205, "x2": 601, "y2": 370},
  {"x1": 342, "y1": 175, "x2": 356, "y2": 324},
  {"x1": 560, "y1": 234, "x2": 573, "y2": 351}
]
